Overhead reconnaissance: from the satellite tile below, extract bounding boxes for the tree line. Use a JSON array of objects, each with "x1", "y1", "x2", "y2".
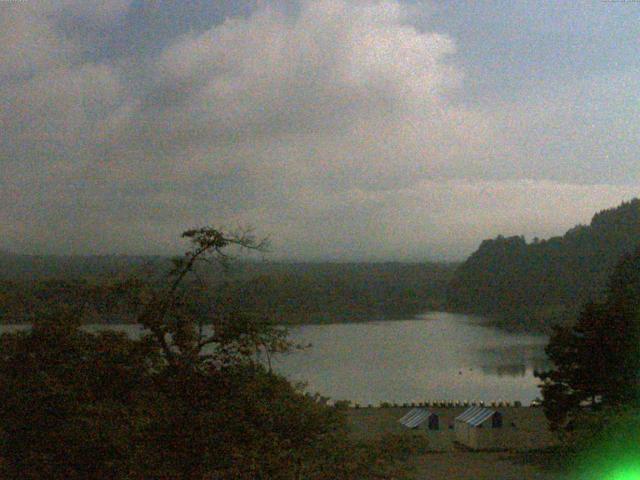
[
  {"x1": 0, "y1": 259, "x2": 455, "y2": 325},
  {"x1": 446, "y1": 198, "x2": 640, "y2": 331},
  {"x1": 536, "y1": 246, "x2": 640, "y2": 477}
]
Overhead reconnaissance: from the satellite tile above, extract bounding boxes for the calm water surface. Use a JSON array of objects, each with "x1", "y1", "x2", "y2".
[
  {"x1": 1, "y1": 312, "x2": 550, "y2": 405},
  {"x1": 274, "y1": 312, "x2": 549, "y2": 406}
]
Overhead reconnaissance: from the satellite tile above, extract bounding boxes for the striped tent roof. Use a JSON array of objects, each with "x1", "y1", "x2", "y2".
[
  {"x1": 398, "y1": 408, "x2": 434, "y2": 428},
  {"x1": 455, "y1": 406, "x2": 497, "y2": 427}
]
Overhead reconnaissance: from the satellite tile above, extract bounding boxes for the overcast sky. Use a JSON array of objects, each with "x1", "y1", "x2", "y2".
[{"x1": 1, "y1": 0, "x2": 639, "y2": 260}]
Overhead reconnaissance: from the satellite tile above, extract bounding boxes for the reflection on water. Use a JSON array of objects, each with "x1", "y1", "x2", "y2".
[
  {"x1": 480, "y1": 364, "x2": 525, "y2": 378},
  {"x1": 475, "y1": 344, "x2": 551, "y2": 378},
  {"x1": 274, "y1": 312, "x2": 549, "y2": 405},
  {"x1": 0, "y1": 312, "x2": 550, "y2": 405}
]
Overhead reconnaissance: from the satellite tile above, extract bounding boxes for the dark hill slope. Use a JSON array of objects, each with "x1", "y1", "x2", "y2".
[{"x1": 446, "y1": 198, "x2": 640, "y2": 331}]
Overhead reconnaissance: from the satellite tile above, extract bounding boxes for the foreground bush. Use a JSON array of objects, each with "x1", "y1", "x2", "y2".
[{"x1": 0, "y1": 228, "x2": 418, "y2": 479}]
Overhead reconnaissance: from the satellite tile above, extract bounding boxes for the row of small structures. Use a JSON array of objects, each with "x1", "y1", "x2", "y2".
[
  {"x1": 351, "y1": 400, "x2": 525, "y2": 408},
  {"x1": 399, "y1": 406, "x2": 517, "y2": 450}
]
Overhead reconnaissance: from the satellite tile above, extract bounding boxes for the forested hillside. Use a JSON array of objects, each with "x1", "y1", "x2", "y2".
[
  {"x1": 0, "y1": 257, "x2": 455, "y2": 324},
  {"x1": 447, "y1": 199, "x2": 640, "y2": 331},
  {"x1": 211, "y1": 262, "x2": 454, "y2": 324},
  {"x1": 0, "y1": 252, "x2": 168, "y2": 280}
]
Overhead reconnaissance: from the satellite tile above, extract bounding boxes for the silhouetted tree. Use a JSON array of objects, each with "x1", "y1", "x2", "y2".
[{"x1": 537, "y1": 248, "x2": 640, "y2": 430}]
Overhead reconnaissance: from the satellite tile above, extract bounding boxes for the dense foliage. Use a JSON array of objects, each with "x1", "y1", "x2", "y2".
[
  {"x1": 0, "y1": 311, "x2": 155, "y2": 479},
  {"x1": 0, "y1": 228, "x2": 419, "y2": 479},
  {"x1": 536, "y1": 247, "x2": 640, "y2": 431},
  {"x1": 447, "y1": 198, "x2": 640, "y2": 331},
  {"x1": 214, "y1": 262, "x2": 453, "y2": 324},
  {"x1": 0, "y1": 260, "x2": 454, "y2": 325}
]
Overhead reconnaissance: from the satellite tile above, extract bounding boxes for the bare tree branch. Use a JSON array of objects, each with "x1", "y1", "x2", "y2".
[{"x1": 134, "y1": 227, "x2": 270, "y2": 365}]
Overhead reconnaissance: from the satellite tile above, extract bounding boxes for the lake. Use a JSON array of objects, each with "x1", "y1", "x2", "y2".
[
  {"x1": 0, "y1": 312, "x2": 550, "y2": 405},
  {"x1": 274, "y1": 312, "x2": 549, "y2": 406}
]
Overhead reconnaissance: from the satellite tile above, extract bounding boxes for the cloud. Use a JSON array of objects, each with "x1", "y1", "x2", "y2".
[
  {"x1": 139, "y1": 0, "x2": 462, "y2": 187},
  {"x1": 0, "y1": 4, "x2": 75, "y2": 81},
  {"x1": 0, "y1": 0, "x2": 132, "y2": 80},
  {"x1": 55, "y1": 0, "x2": 133, "y2": 23},
  {"x1": 0, "y1": 0, "x2": 637, "y2": 258},
  {"x1": 228, "y1": 179, "x2": 640, "y2": 260}
]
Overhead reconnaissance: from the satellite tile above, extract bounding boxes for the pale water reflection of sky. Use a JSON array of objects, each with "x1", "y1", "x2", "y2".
[{"x1": 275, "y1": 313, "x2": 549, "y2": 404}]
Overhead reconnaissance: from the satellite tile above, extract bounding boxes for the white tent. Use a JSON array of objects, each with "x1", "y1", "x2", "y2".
[
  {"x1": 455, "y1": 406, "x2": 504, "y2": 450},
  {"x1": 398, "y1": 408, "x2": 439, "y2": 430}
]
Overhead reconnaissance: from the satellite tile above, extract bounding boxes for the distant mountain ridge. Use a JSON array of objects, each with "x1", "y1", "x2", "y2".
[{"x1": 446, "y1": 198, "x2": 640, "y2": 331}]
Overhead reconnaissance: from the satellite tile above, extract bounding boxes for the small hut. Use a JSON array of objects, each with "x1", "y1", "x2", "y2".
[
  {"x1": 455, "y1": 406, "x2": 504, "y2": 450},
  {"x1": 398, "y1": 408, "x2": 439, "y2": 431}
]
